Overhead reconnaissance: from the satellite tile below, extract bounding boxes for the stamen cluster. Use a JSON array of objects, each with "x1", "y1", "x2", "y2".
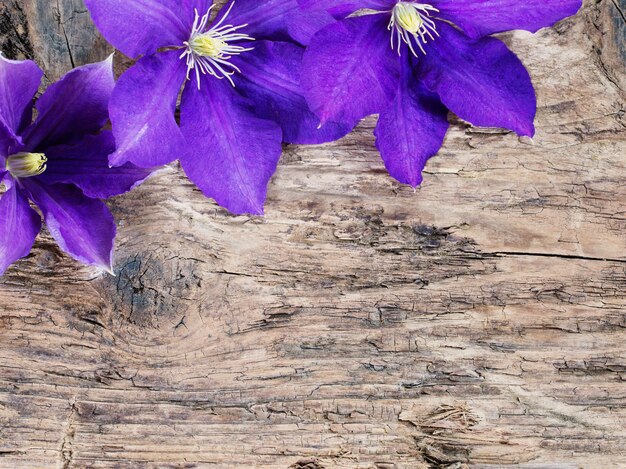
[
  {"x1": 388, "y1": 2, "x2": 439, "y2": 56},
  {"x1": 180, "y1": 3, "x2": 254, "y2": 89}
]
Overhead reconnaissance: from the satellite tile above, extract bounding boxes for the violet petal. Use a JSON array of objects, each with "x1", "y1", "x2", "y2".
[
  {"x1": 0, "y1": 182, "x2": 42, "y2": 275},
  {"x1": 23, "y1": 57, "x2": 115, "y2": 151},
  {"x1": 179, "y1": 74, "x2": 282, "y2": 215},
  {"x1": 22, "y1": 179, "x2": 115, "y2": 271},
  {"x1": 109, "y1": 50, "x2": 187, "y2": 168},
  {"x1": 216, "y1": 0, "x2": 337, "y2": 47},
  {"x1": 180, "y1": 0, "x2": 214, "y2": 31},
  {"x1": 302, "y1": 13, "x2": 400, "y2": 125},
  {"x1": 286, "y1": 9, "x2": 337, "y2": 46},
  {"x1": 298, "y1": 0, "x2": 395, "y2": 18},
  {"x1": 216, "y1": 0, "x2": 297, "y2": 41},
  {"x1": 0, "y1": 56, "x2": 42, "y2": 140},
  {"x1": 375, "y1": 55, "x2": 449, "y2": 187},
  {"x1": 433, "y1": 0, "x2": 583, "y2": 39},
  {"x1": 232, "y1": 40, "x2": 354, "y2": 144},
  {"x1": 0, "y1": 122, "x2": 20, "y2": 164},
  {"x1": 418, "y1": 23, "x2": 536, "y2": 137},
  {"x1": 84, "y1": 0, "x2": 191, "y2": 57},
  {"x1": 40, "y1": 131, "x2": 154, "y2": 199}
]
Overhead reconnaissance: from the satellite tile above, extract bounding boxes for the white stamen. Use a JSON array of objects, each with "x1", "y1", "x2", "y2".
[
  {"x1": 180, "y1": 2, "x2": 254, "y2": 89},
  {"x1": 388, "y1": 2, "x2": 439, "y2": 57}
]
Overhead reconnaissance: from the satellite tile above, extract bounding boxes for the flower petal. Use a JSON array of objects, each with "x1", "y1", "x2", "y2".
[
  {"x1": 433, "y1": 0, "x2": 583, "y2": 38},
  {"x1": 216, "y1": 0, "x2": 303, "y2": 41},
  {"x1": 84, "y1": 0, "x2": 190, "y2": 57},
  {"x1": 219, "y1": 0, "x2": 293, "y2": 39},
  {"x1": 375, "y1": 56, "x2": 449, "y2": 187},
  {"x1": 39, "y1": 132, "x2": 155, "y2": 199},
  {"x1": 286, "y1": 9, "x2": 337, "y2": 46},
  {"x1": 418, "y1": 23, "x2": 536, "y2": 137},
  {"x1": 109, "y1": 50, "x2": 187, "y2": 168},
  {"x1": 0, "y1": 56, "x2": 42, "y2": 137},
  {"x1": 23, "y1": 57, "x2": 115, "y2": 151},
  {"x1": 179, "y1": 75, "x2": 283, "y2": 215},
  {"x1": 219, "y1": 0, "x2": 338, "y2": 46},
  {"x1": 180, "y1": 0, "x2": 213, "y2": 30},
  {"x1": 22, "y1": 179, "x2": 115, "y2": 271},
  {"x1": 298, "y1": 0, "x2": 395, "y2": 17},
  {"x1": 0, "y1": 122, "x2": 20, "y2": 163},
  {"x1": 302, "y1": 13, "x2": 400, "y2": 125},
  {"x1": 232, "y1": 40, "x2": 354, "y2": 144},
  {"x1": 0, "y1": 181, "x2": 41, "y2": 275}
]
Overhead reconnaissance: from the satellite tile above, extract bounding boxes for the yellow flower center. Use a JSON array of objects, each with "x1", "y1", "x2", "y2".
[
  {"x1": 5, "y1": 152, "x2": 47, "y2": 178},
  {"x1": 181, "y1": 4, "x2": 255, "y2": 89},
  {"x1": 189, "y1": 34, "x2": 228, "y2": 58},
  {"x1": 388, "y1": 2, "x2": 440, "y2": 56},
  {"x1": 394, "y1": 3, "x2": 425, "y2": 34}
]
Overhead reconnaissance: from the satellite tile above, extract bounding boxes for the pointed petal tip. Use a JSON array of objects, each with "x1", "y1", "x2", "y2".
[
  {"x1": 407, "y1": 178, "x2": 424, "y2": 190},
  {"x1": 318, "y1": 113, "x2": 330, "y2": 128},
  {"x1": 389, "y1": 171, "x2": 424, "y2": 190},
  {"x1": 0, "y1": 53, "x2": 42, "y2": 73},
  {"x1": 108, "y1": 150, "x2": 128, "y2": 168},
  {"x1": 92, "y1": 254, "x2": 115, "y2": 276},
  {"x1": 102, "y1": 252, "x2": 115, "y2": 276},
  {"x1": 516, "y1": 123, "x2": 536, "y2": 139},
  {"x1": 103, "y1": 53, "x2": 115, "y2": 76}
]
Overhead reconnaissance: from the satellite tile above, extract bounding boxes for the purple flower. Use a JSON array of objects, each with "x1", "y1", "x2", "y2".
[
  {"x1": 300, "y1": 0, "x2": 582, "y2": 187},
  {"x1": 84, "y1": 0, "x2": 350, "y2": 215},
  {"x1": 0, "y1": 55, "x2": 153, "y2": 275}
]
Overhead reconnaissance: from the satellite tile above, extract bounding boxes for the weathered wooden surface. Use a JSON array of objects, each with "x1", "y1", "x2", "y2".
[{"x1": 1, "y1": 0, "x2": 625, "y2": 467}]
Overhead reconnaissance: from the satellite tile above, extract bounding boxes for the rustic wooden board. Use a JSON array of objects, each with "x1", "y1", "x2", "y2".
[{"x1": 1, "y1": 0, "x2": 625, "y2": 467}]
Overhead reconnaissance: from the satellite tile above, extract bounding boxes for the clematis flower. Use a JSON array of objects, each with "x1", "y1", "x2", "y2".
[
  {"x1": 300, "y1": 0, "x2": 582, "y2": 187},
  {"x1": 0, "y1": 55, "x2": 153, "y2": 275},
  {"x1": 84, "y1": 0, "x2": 351, "y2": 215}
]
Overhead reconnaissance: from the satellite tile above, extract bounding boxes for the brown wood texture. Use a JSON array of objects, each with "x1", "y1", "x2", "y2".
[{"x1": 1, "y1": 0, "x2": 625, "y2": 467}]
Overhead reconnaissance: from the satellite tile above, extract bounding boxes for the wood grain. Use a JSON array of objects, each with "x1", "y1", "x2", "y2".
[{"x1": 1, "y1": 0, "x2": 625, "y2": 467}]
